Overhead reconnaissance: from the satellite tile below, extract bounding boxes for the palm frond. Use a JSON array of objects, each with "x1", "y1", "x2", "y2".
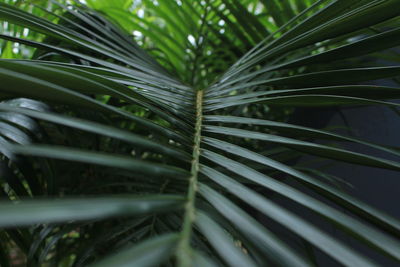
[{"x1": 0, "y1": 0, "x2": 400, "y2": 266}]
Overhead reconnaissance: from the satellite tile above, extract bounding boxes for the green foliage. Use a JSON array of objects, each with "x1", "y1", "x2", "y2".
[{"x1": 0, "y1": 0, "x2": 400, "y2": 266}]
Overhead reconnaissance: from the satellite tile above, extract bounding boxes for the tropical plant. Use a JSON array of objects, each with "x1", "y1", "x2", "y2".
[{"x1": 0, "y1": 0, "x2": 400, "y2": 266}]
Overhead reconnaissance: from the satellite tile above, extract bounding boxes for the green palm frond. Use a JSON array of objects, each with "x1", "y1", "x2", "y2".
[{"x1": 0, "y1": 0, "x2": 400, "y2": 266}]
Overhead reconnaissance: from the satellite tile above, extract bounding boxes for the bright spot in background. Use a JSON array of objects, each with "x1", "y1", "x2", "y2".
[
  {"x1": 137, "y1": 9, "x2": 144, "y2": 18},
  {"x1": 133, "y1": 30, "x2": 143, "y2": 37},
  {"x1": 187, "y1": 35, "x2": 196, "y2": 46},
  {"x1": 22, "y1": 28, "x2": 29, "y2": 37}
]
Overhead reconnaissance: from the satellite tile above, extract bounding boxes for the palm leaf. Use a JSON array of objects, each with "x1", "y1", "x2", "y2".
[{"x1": 0, "y1": 0, "x2": 400, "y2": 266}]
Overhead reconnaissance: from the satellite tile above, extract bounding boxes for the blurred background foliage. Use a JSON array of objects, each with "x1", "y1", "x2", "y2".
[
  {"x1": 2, "y1": 0, "x2": 399, "y2": 110},
  {"x1": 1, "y1": 0, "x2": 321, "y2": 87}
]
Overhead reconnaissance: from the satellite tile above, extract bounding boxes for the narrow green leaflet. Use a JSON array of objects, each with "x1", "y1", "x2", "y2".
[
  {"x1": 204, "y1": 125, "x2": 400, "y2": 171},
  {"x1": 5, "y1": 144, "x2": 189, "y2": 179},
  {"x1": 0, "y1": 104, "x2": 190, "y2": 160},
  {"x1": 90, "y1": 234, "x2": 179, "y2": 267},
  {"x1": 195, "y1": 211, "x2": 258, "y2": 267},
  {"x1": 0, "y1": 196, "x2": 184, "y2": 227}
]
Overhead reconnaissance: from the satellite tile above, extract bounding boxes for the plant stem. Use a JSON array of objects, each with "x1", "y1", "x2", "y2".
[
  {"x1": 190, "y1": 0, "x2": 210, "y2": 88},
  {"x1": 177, "y1": 89, "x2": 203, "y2": 267}
]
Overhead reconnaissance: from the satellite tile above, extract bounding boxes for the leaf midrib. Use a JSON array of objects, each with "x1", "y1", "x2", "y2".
[{"x1": 176, "y1": 89, "x2": 204, "y2": 266}]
